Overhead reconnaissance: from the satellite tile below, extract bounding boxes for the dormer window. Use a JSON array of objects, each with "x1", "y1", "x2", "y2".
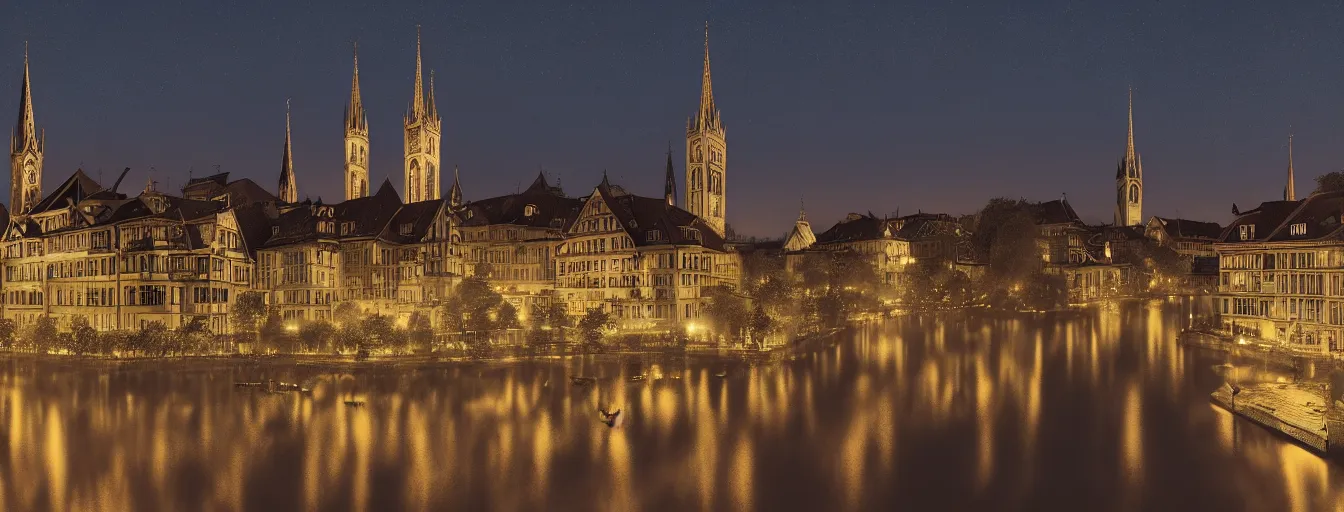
[
  {"x1": 524, "y1": 204, "x2": 538, "y2": 217},
  {"x1": 646, "y1": 230, "x2": 663, "y2": 242},
  {"x1": 1290, "y1": 223, "x2": 1307, "y2": 236},
  {"x1": 464, "y1": 210, "x2": 474, "y2": 220},
  {"x1": 1239, "y1": 225, "x2": 1256, "y2": 241},
  {"x1": 682, "y1": 227, "x2": 702, "y2": 241},
  {"x1": 271, "y1": 226, "x2": 280, "y2": 237},
  {"x1": 400, "y1": 223, "x2": 413, "y2": 236}
]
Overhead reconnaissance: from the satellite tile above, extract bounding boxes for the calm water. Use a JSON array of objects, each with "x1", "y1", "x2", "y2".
[{"x1": 2, "y1": 299, "x2": 1342, "y2": 511}]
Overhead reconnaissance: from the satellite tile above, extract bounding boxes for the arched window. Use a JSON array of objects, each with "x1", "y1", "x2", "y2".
[
  {"x1": 409, "y1": 161, "x2": 421, "y2": 201},
  {"x1": 360, "y1": 146, "x2": 366, "y2": 164},
  {"x1": 349, "y1": 143, "x2": 356, "y2": 162},
  {"x1": 1129, "y1": 184, "x2": 1139, "y2": 204}
]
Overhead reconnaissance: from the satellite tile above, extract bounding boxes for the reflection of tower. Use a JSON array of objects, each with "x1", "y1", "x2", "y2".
[
  {"x1": 10, "y1": 45, "x2": 43, "y2": 214},
  {"x1": 1115, "y1": 88, "x2": 1142, "y2": 226},
  {"x1": 404, "y1": 27, "x2": 442, "y2": 203},
  {"x1": 686, "y1": 23, "x2": 727, "y2": 236},
  {"x1": 345, "y1": 43, "x2": 370, "y2": 200},
  {"x1": 278, "y1": 99, "x2": 298, "y2": 203}
]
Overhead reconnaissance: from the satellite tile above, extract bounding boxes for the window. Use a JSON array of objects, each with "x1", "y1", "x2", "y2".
[
  {"x1": 400, "y1": 223, "x2": 413, "y2": 236},
  {"x1": 524, "y1": 204, "x2": 538, "y2": 217},
  {"x1": 1291, "y1": 223, "x2": 1307, "y2": 236},
  {"x1": 646, "y1": 230, "x2": 662, "y2": 242},
  {"x1": 1239, "y1": 225, "x2": 1256, "y2": 241}
]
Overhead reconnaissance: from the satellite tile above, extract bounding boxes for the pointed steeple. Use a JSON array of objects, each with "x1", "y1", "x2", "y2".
[
  {"x1": 664, "y1": 147, "x2": 677, "y2": 207},
  {"x1": 12, "y1": 42, "x2": 39, "y2": 155},
  {"x1": 692, "y1": 22, "x2": 720, "y2": 133},
  {"x1": 427, "y1": 69, "x2": 438, "y2": 119},
  {"x1": 1125, "y1": 86, "x2": 1136, "y2": 164},
  {"x1": 1286, "y1": 133, "x2": 1296, "y2": 201},
  {"x1": 346, "y1": 42, "x2": 366, "y2": 133},
  {"x1": 410, "y1": 25, "x2": 426, "y2": 121},
  {"x1": 799, "y1": 198, "x2": 807, "y2": 222},
  {"x1": 278, "y1": 99, "x2": 297, "y2": 203},
  {"x1": 448, "y1": 165, "x2": 463, "y2": 208}
]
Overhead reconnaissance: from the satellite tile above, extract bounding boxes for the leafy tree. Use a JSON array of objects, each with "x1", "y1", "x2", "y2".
[
  {"x1": 749, "y1": 302, "x2": 775, "y2": 340},
  {"x1": 70, "y1": 316, "x2": 98, "y2": 356},
  {"x1": 495, "y1": 302, "x2": 521, "y2": 330},
  {"x1": 577, "y1": 308, "x2": 613, "y2": 348},
  {"x1": 359, "y1": 315, "x2": 405, "y2": 352},
  {"x1": 299, "y1": 320, "x2": 337, "y2": 353},
  {"x1": 703, "y1": 285, "x2": 750, "y2": 340},
  {"x1": 1316, "y1": 171, "x2": 1344, "y2": 194},
  {"x1": 443, "y1": 277, "x2": 505, "y2": 333},
  {"x1": 232, "y1": 291, "x2": 267, "y2": 334},
  {"x1": 0, "y1": 319, "x2": 17, "y2": 350},
  {"x1": 406, "y1": 312, "x2": 434, "y2": 352},
  {"x1": 29, "y1": 315, "x2": 58, "y2": 352}
]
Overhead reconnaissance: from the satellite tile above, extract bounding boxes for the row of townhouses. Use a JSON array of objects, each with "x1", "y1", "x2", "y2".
[{"x1": 0, "y1": 30, "x2": 740, "y2": 334}]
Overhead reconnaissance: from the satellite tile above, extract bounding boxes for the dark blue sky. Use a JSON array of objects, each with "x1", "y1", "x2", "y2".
[{"x1": 3, "y1": 1, "x2": 1342, "y2": 236}]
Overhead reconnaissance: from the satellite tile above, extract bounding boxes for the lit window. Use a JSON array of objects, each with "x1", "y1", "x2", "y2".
[{"x1": 1290, "y1": 223, "x2": 1307, "y2": 236}]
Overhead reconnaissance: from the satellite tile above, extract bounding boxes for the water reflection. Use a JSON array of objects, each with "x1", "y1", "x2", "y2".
[{"x1": 2, "y1": 299, "x2": 1344, "y2": 510}]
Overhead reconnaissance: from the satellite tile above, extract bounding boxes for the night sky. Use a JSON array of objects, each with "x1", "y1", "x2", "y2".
[{"x1": 3, "y1": 1, "x2": 1341, "y2": 237}]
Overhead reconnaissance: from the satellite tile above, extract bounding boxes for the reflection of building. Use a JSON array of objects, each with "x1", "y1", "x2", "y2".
[{"x1": 1215, "y1": 192, "x2": 1344, "y2": 353}]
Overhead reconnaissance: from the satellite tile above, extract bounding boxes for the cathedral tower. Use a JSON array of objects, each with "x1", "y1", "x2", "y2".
[
  {"x1": 10, "y1": 45, "x2": 43, "y2": 214},
  {"x1": 278, "y1": 99, "x2": 298, "y2": 203},
  {"x1": 686, "y1": 23, "x2": 727, "y2": 236},
  {"x1": 345, "y1": 42, "x2": 370, "y2": 200},
  {"x1": 1115, "y1": 88, "x2": 1142, "y2": 227},
  {"x1": 404, "y1": 27, "x2": 442, "y2": 203}
]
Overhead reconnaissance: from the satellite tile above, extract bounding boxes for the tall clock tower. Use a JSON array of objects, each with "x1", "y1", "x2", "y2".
[
  {"x1": 404, "y1": 27, "x2": 442, "y2": 203},
  {"x1": 10, "y1": 46, "x2": 43, "y2": 214},
  {"x1": 686, "y1": 23, "x2": 727, "y2": 237}
]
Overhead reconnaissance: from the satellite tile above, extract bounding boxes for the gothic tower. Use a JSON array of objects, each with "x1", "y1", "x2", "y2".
[
  {"x1": 10, "y1": 45, "x2": 43, "y2": 214},
  {"x1": 1285, "y1": 134, "x2": 1296, "y2": 201},
  {"x1": 404, "y1": 27, "x2": 442, "y2": 203},
  {"x1": 345, "y1": 42, "x2": 370, "y2": 201},
  {"x1": 1115, "y1": 88, "x2": 1142, "y2": 227},
  {"x1": 278, "y1": 99, "x2": 298, "y2": 203},
  {"x1": 686, "y1": 23, "x2": 727, "y2": 237}
]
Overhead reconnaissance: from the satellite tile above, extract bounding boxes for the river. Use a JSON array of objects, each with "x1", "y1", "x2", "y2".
[{"x1": 0, "y1": 298, "x2": 1340, "y2": 511}]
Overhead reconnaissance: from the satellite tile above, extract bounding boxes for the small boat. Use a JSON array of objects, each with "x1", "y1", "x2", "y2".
[
  {"x1": 713, "y1": 370, "x2": 727, "y2": 378},
  {"x1": 570, "y1": 376, "x2": 597, "y2": 386}
]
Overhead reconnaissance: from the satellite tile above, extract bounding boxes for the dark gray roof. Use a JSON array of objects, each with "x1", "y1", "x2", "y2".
[{"x1": 1152, "y1": 217, "x2": 1223, "y2": 240}]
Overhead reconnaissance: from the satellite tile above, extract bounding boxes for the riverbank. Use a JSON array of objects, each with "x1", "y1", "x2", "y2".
[{"x1": 1210, "y1": 382, "x2": 1330, "y2": 453}]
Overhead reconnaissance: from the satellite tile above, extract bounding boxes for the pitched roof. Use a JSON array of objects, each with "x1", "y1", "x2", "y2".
[
  {"x1": 28, "y1": 169, "x2": 104, "y2": 214},
  {"x1": 1152, "y1": 217, "x2": 1223, "y2": 240},
  {"x1": 380, "y1": 199, "x2": 445, "y2": 244},
  {"x1": 1219, "y1": 199, "x2": 1301, "y2": 243},
  {"x1": 591, "y1": 179, "x2": 727, "y2": 251},
  {"x1": 1262, "y1": 190, "x2": 1344, "y2": 242},
  {"x1": 460, "y1": 172, "x2": 581, "y2": 230},
  {"x1": 1030, "y1": 199, "x2": 1082, "y2": 226},
  {"x1": 814, "y1": 213, "x2": 895, "y2": 245}
]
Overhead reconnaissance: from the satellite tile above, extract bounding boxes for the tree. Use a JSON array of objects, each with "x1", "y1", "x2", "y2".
[
  {"x1": 70, "y1": 316, "x2": 98, "y2": 356},
  {"x1": 298, "y1": 320, "x2": 337, "y2": 353},
  {"x1": 749, "y1": 302, "x2": 775, "y2": 340},
  {"x1": 443, "y1": 277, "x2": 505, "y2": 333},
  {"x1": 360, "y1": 315, "x2": 405, "y2": 352},
  {"x1": 333, "y1": 302, "x2": 362, "y2": 325},
  {"x1": 406, "y1": 312, "x2": 434, "y2": 352},
  {"x1": 232, "y1": 291, "x2": 267, "y2": 334},
  {"x1": 0, "y1": 319, "x2": 17, "y2": 350},
  {"x1": 495, "y1": 302, "x2": 521, "y2": 330},
  {"x1": 703, "y1": 285, "x2": 750, "y2": 341},
  {"x1": 29, "y1": 315, "x2": 58, "y2": 352},
  {"x1": 578, "y1": 308, "x2": 613, "y2": 348},
  {"x1": 1316, "y1": 171, "x2": 1344, "y2": 194}
]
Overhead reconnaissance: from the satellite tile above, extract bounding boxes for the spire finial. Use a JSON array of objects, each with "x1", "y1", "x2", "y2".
[
  {"x1": 279, "y1": 98, "x2": 297, "y2": 203},
  {"x1": 1126, "y1": 86, "x2": 1135, "y2": 162},
  {"x1": 695, "y1": 21, "x2": 717, "y2": 132},
  {"x1": 347, "y1": 41, "x2": 365, "y2": 133},
  {"x1": 412, "y1": 25, "x2": 425, "y2": 119}
]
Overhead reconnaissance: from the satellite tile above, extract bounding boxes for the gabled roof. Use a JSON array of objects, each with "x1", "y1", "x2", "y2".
[
  {"x1": 1030, "y1": 199, "x2": 1082, "y2": 226},
  {"x1": 330, "y1": 179, "x2": 403, "y2": 238},
  {"x1": 1151, "y1": 217, "x2": 1223, "y2": 241},
  {"x1": 28, "y1": 169, "x2": 104, "y2": 214},
  {"x1": 232, "y1": 203, "x2": 275, "y2": 257},
  {"x1": 814, "y1": 213, "x2": 895, "y2": 245},
  {"x1": 1262, "y1": 190, "x2": 1344, "y2": 242},
  {"x1": 380, "y1": 199, "x2": 445, "y2": 244},
  {"x1": 185, "y1": 172, "x2": 230, "y2": 188},
  {"x1": 460, "y1": 172, "x2": 581, "y2": 230},
  {"x1": 892, "y1": 212, "x2": 961, "y2": 240},
  {"x1": 589, "y1": 179, "x2": 727, "y2": 251},
  {"x1": 1219, "y1": 199, "x2": 1301, "y2": 243}
]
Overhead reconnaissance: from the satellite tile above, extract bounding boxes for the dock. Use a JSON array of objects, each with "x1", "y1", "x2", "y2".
[{"x1": 1210, "y1": 383, "x2": 1329, "y2": 453}]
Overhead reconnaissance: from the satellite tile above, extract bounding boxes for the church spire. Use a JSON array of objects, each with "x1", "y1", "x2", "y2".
[
  {"x1": 346, "y1": 42, "x2": 366, "y2": 133},
  {"x1": 427, "y1": 69, "x2": 438, "y2": 119},
  {"x1": 448, "y1": 165, "x2": 463, "y2": 208},
  {"x1": 1125, "y1": 86, "x2": 1135, "y2": 164},
  {"x1": 279, "y1": 99, "x2": 297, "y2": 203},
  {"x1": 1286, "y1": 133, "x2": 1296, "y2": 201},
  {"x1": 693, "y1": 22, "x2": 719, "y2": 132},
  {"x1": 664, "y1": 146, "x2": 677, "y2": 207},
  {"x1": 410, "y1": 25, "x2": 425, "y2": 121},
  {"x1": 12, "y1": 42, "x2": 39, "y2": 155}
]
